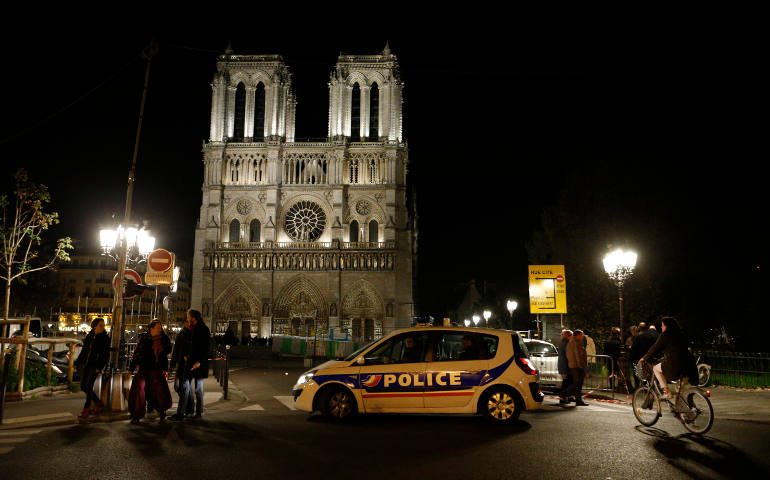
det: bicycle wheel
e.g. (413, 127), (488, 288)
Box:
(697, 365), (711, 387)
(681, 389), (714, 435)
(632, 386), (661, 426)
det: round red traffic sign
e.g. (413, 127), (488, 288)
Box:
(112, 269), (142, 297)
(147, 248), (173, 273)
(556, 274), (564, 283)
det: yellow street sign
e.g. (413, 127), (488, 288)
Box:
(528, 265), (567, 314)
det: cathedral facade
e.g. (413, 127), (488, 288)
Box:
(191, 45), (416, 344)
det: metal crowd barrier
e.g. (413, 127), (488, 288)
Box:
(582, 354), (617, 399)
(693, 350), (770, 388)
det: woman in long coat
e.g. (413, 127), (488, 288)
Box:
(127, 320), (173, 423)
(74, 317), (110, 418)
(640, 317), (697, 398)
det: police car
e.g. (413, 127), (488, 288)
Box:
(292, 326), (544, 423)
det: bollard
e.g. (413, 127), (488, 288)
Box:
(224, 345), (230, 400)
(1, 351), (12, 424)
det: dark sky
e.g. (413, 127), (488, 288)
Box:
(1, 9), (762, 318)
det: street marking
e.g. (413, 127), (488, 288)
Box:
(0, 438), (29, 444)
(1, 413), (73, 424)
(0, 429), (41, 436)
(239, 404), (265, 411)
(0, 447), (13, 454)
(274, 396), (297, 410)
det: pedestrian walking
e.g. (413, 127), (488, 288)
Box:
(562, 329), (588, 406)
(127, 320), (173, 424)
(557, 329), (573, 404)
(604, 327), (621, 391)
(170, 309), (209, 421)
(170, 318), (194, 416)
(74, 317), (110, 418)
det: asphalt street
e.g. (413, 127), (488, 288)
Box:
(1, 360), (769, 480)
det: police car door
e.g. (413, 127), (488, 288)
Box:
(358, 332), (429, 412)
(424, 331), (494, 409)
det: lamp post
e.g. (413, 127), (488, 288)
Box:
(472, 315), (480, 327)
(506, 300), (518, 330)
(483, 310), (491, 328)
(603, 248), (637, 345)
(97, 39), (157, 413)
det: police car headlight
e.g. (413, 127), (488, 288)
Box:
(296, 372), (315, 385)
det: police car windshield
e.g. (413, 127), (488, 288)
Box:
(343, 339), (380, 362)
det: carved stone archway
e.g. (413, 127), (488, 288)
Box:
(273, 275), (329, 336)
(214, 279), (262, 341)
(341, 280), (384, 342)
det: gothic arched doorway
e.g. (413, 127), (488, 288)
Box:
(341, 280), (384, 342)
(214, 280), (262, 344)
(273, 276), (329, 337)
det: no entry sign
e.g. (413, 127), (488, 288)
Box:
(112, 269), (143, 298)
(147, 248), (173, 273)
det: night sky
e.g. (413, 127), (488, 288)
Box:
(1, 10), (762, 331)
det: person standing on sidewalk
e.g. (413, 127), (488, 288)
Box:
(604, 327), (622, 392)
(563, 329), (588, 406)
(74, 317), (110, 418)
(171, 309), (209, 421)
(127, 320), (173, 424)
(170, 317), (194, 416)
(557, 329), (573, 405)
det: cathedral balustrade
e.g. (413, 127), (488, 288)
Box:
(202, 249), (396, 272)
(341, 241), (395, 249)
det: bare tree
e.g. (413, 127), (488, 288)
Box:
(1, 169), (73, 337)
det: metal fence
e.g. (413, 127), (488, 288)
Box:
(694, 350), (770, 388)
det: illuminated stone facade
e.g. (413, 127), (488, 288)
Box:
(191, 45), (415, 342)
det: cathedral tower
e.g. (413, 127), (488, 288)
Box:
(191, 45), (413, 344)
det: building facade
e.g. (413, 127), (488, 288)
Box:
(54, 254), (191, 334)
(191, 45), (416, 344)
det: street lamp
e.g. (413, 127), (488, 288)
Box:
(506, 300), (518, 330)
(472, 315), (480, 327)
(464, 319), (471, 327)
(483, 310), (491, 327)
(603, 248), (637, 344)
(99, 225), (155, 371)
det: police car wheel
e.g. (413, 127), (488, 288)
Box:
(483, 388), (520, 423)
(323, 387), (356, 420)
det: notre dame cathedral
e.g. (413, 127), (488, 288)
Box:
(191, 44), (416, 344)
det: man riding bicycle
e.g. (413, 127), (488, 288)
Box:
(638, 317), (698, 399)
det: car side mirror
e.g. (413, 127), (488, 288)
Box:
(356, 356), (365, 366)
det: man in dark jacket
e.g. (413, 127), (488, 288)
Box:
(631, 322), (658, 387)
(171, 309), (210, 420)
(170, 319), (194, 416)
(74, 318), (110, 418)
(604, 327), (622, 392)
(557, 329), (573, 404)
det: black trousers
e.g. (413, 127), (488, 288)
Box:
(562, 368), (586, 399)
(560, 372), (574, 397)
(80, 367), (100, 408)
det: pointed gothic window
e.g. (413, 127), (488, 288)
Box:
(229, 219), (240, 243)
(351, 83), (361, 141)
(253, 82), (265, 141)
(233, 82), (246, 141)
(369, 220), (379, 243)
(250, 219), (261, 243)
(350, 220), (359, 242)
(369, 82), (379, 140)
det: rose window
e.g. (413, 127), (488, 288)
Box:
(284, 201), (326, 241)
(355, 200), (371, 215)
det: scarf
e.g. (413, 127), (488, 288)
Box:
(151, 334), (163, 363)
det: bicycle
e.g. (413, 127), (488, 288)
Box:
(631, 362), (714, 435)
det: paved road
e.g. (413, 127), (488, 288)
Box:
(1, 362), (768, 480)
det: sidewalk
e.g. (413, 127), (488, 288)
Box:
(0, 373), (240, 430)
